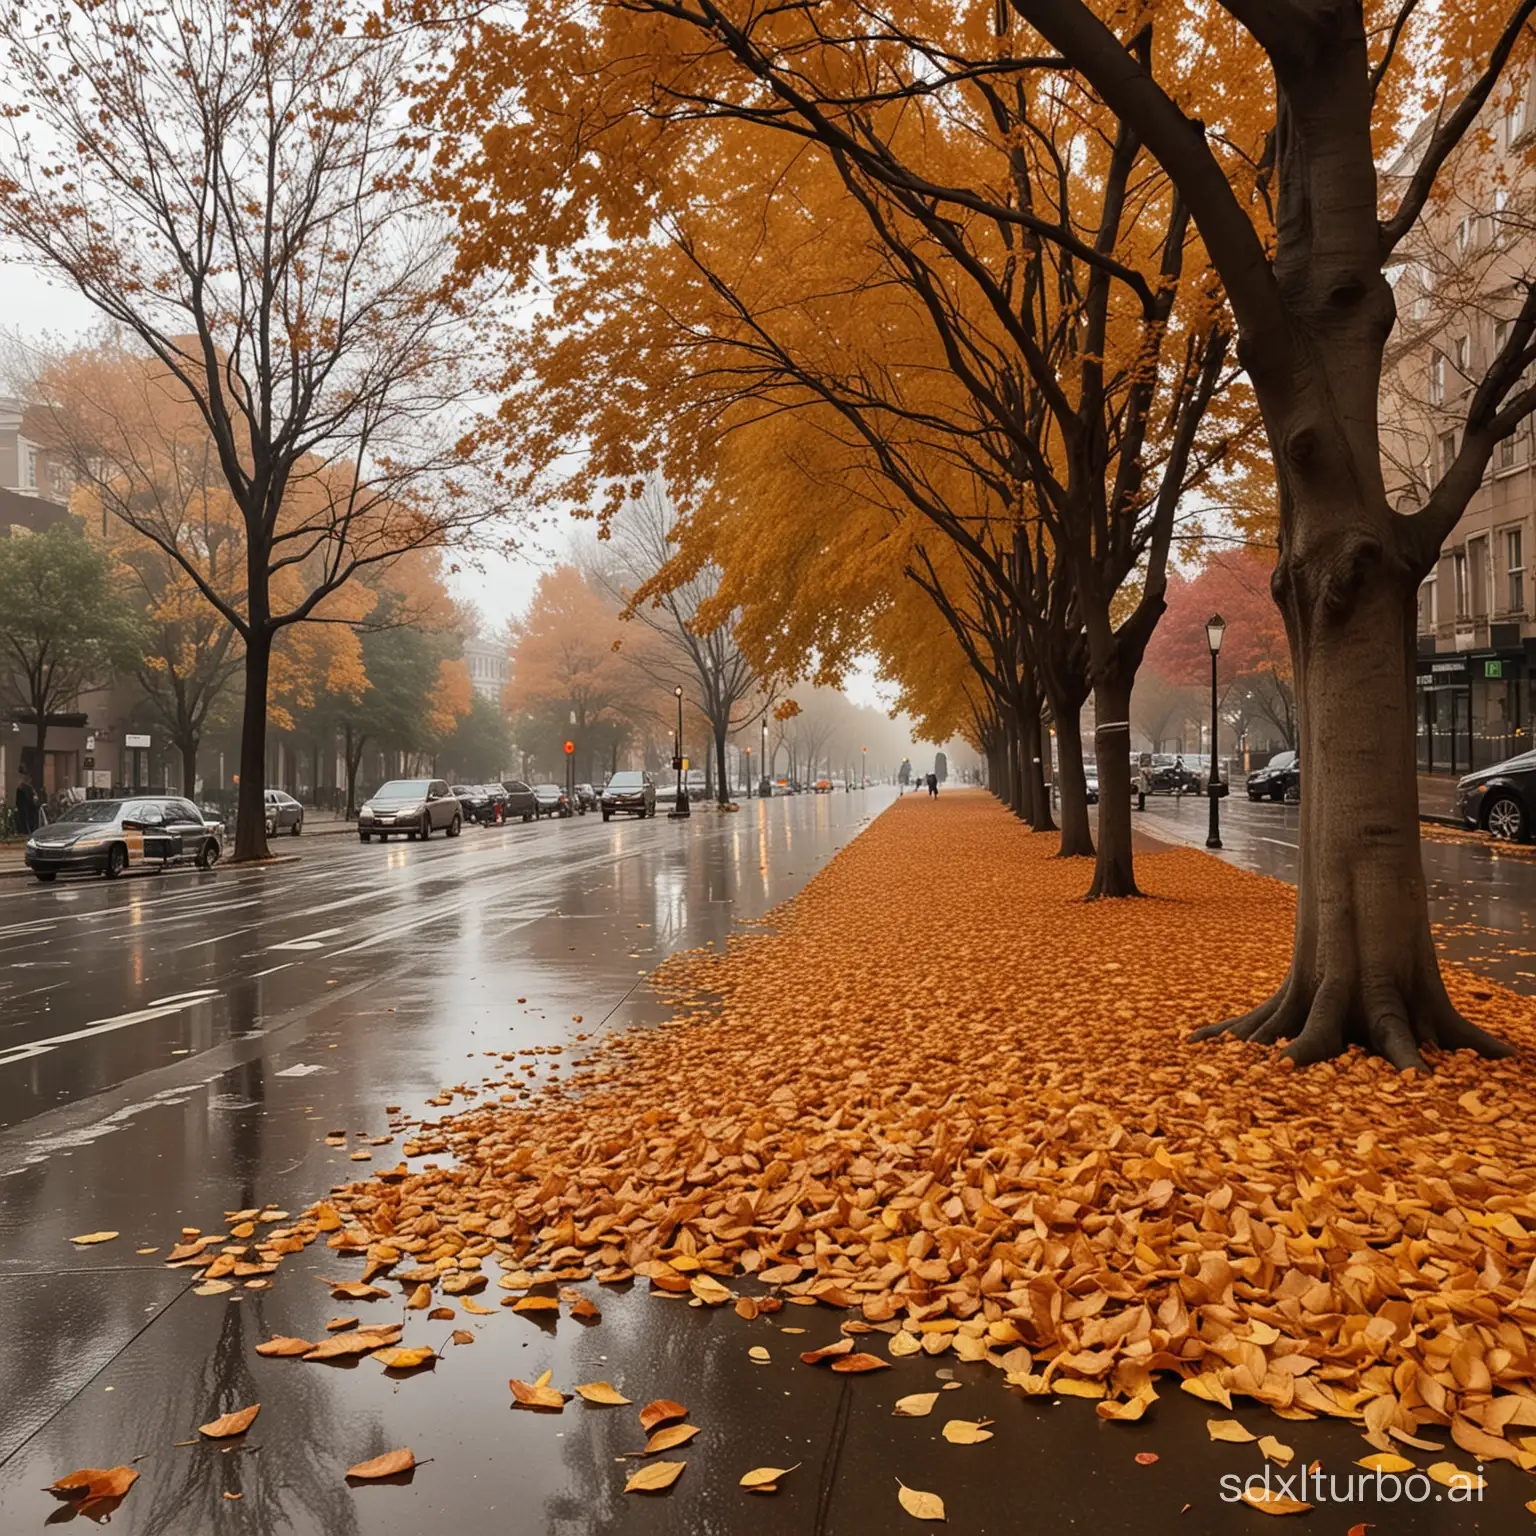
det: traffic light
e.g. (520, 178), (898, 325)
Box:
(563, 740), (575, 755)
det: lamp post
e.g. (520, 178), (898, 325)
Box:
(1205, 613), (1226, 850)
(760, 716), (770, 797)
(744, 745), (752, 799)
(669, 685), (690, 819)
(861, 745), (867, 788)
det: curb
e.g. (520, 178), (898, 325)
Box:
(0, 851), (303, 882)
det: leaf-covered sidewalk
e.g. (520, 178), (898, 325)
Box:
(286, 791), (1536, 1475)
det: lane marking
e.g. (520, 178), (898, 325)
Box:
(0, 990), (218, 1068)
(251, 962), (295, 979)
(265, 925), (345, 952)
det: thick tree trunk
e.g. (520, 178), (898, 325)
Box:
(179, 736), (198, 799)
(1052, 703), (1093, 858)
(1087, 676), (1137, 899)
(233, 631), (272, 861)
(1005, 720), (1027, 819)
(1195, 537), (1512, 1069)
(715, 722), (729, 804)
(1021, 707), (1053, 833)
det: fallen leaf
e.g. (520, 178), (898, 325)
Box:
(460, 1297), (497, 1316)
(372, 1346), (437, 1370)
(405, 1284), (433, 1310)
(893, 1392), (939, 1418)
(639, 1399), (688, 1431)
(1052, 1378), (1105, 1399)
(199, 1404), (260, 1439)
(326, 1317), (358, 1332)
(511, 1295), (560, 1314)
(193, 1280), (233, 1296)
(1258, 1436), (1294, 1466)
(70, 1232), (119, 1246)
(451, 1330), (474, 1346)
(1426, 1462), (1485, 1492)
(346, 1448), (415, 1480)
(1240, 1488), (1312, 1516)
(889, 1332), (921, 1357)
(741, 1464), (800, 1488)
(1095, 1396), (1150, 1422)
(329, 1281), (388, 1301)
(1135, 1452), (1160, 1466)
(624, 1460), (685, 1493)
(643, 1423), (700, 1454)
(1207, 1419), (1257, 1443)
(303, 1328), (403, 1360)
(48, 1467), (139, 1502)
(576, 1382), (631, 1405)
(1355, 1453), (1415, 1474)
(569, 1296), (601, 1322)
(749, 1346), (771, 1364)
(510, 1377), (567, 1410)
(690, 1274), (732, 1305)
(800, 1339), (854, 1365)
(224, 1491), (243, 1500)
(897, 1481), (946, 1521)
(941, 1419), (994, 1445)
(830, 1352), (889, 1373)
(428, 1307), (456, 1322)
(255, 1337), (314, 1357)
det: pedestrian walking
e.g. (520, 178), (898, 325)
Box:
(14, 768), (38, 835)
(926, 772), (938, 797)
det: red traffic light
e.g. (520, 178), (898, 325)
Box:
(563, 740), (575, 754)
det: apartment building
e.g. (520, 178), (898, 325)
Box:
(463, 631), (510, 705)
(1384, 67), (1536, 776)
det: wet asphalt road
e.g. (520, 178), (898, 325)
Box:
(0, 787), (1530, 1534)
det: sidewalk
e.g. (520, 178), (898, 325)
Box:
(1417, 772), (1460, 822)
(4, 792), (1533, 1533)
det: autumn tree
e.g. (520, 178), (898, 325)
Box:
(0, 522), (143, 777)
(0, 0), (507, 859)
(589, 478), (773, 805)
(1000, 0), (1536, 1065)
(441, 694), (511, 784)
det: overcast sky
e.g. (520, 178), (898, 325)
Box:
(3, 253), (896, 712)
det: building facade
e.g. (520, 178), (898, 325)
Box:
(1383, 65), (1536, 775)
(463, 632), (509, 704)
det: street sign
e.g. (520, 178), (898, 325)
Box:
(563, 740), (575, 754)
(1486, 659), (1504, 678)
(125, 733), (151, 748)
(83, 756), (95, 769)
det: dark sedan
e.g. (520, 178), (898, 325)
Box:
(601, 770), (656, 820)
(499, 780), (538, 822)
(1457, 751), (1536, 841)
(574, 782), (599, 812)
(532, 783), (575, 818)
(1247, 750), (1300, 802)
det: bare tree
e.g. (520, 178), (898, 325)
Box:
(0, 0), (507, 858)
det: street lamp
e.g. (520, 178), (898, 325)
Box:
(669, 685), (690, 820)
(861, 745), (866, 788)
(1205, 613), (1226, 849)
(760, 716), (770, 797)
(744, 745), (752, 799)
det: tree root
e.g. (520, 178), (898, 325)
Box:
(1191, 971), (1515, 1071)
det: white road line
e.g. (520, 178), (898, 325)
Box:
(0, 991), (218, 1067)
(265, 925), (345, 952)
(183, 927), (255, 948)
(251, 962), (295, 979)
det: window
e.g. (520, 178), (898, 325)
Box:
(1454, 549), (1469, 618)
(1507, 80), (1527, 148)
(1457, 215), (1474, 252)
(1469, 535), (1491, 618)
(21, 443), (36, 489)
(1440, 430), (1457, 476)
(1429, 351), (1445, 404)
(1501, 432), (1516, 470)
(1509, 528), (1526, 614)
(1419, 572), (1439, 633)
(1453, 335), (1470, 375)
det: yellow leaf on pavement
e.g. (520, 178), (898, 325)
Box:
(690, 1274), (731, 1305)
(199, 1404), (260, 1439)
(638, 1399), (687, 1431)
(1240, 1488), (1312, 1516)
(576, 1382), (631, 1405)
(372, 1346), (436, 1370)
(255, 1336), (314, 1357)
(1207, 1419), (1257, 1443)
(1258, 1436), (1295, 1466)
(345, 1448), (414, 1480)
(893, 1393), (939, 1418)
(941, 1420), (993, 1445)
(741, 1464), (800, 1488)
(1427, 1462), (1484, 1492)
(897, 1481), (946, 1521)
(70, 1232), (119, 1245)
(625, 1460), (685, 1493)
(510, 1377), (567, 1409)
(643, 1423), (699, 1454)
(1356, 1452), (1414, 1474)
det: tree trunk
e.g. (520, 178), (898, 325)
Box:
(233, 630), (272, 861)
(1004, 720), (1027, 819)
(1021, 707), (1053, 833)
(180, 736), (198, 799)
(1195, 531), (1512, 1069)
(1087, 676), (1137, 899)
(714, 721), (729, 804)
(1052, 703), (1093, 858)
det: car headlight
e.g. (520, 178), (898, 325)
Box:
(395, 803), (423, 816)
(359, 807), (375, 819)
(73, 836), (108, 848)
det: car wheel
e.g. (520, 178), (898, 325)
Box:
(196, 839), (220, 869)
(447, 814), (462, 838)
(602, 810), (611, 822)
(103, 843), (127, 879)
(420, 813), (432, 841)
(522, 811), (533, 822)
(34, 870), (56, 882)
(291, 819), (302, 836)
(360, 831), (371, 842)
(1486, 793), (1528, 842)
(1269, 785), (1284, 801)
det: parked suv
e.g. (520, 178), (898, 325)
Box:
(533, 783), (574, 818)
(26, 796), (222, 881)
(499, 780), (538, 822)
(264, 788), (304, 837)
(357, 780), (461, 842)
(451, 784), (500, 825)
(601, 770), (657, 820)
(574, 782), (598, 812)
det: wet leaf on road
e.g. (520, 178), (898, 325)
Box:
(48, 1467), (139, 1502)
(193, 1280), (233, 1296)
(799, 1339), (854, 1365)
(740, 1463), (799, 1490)
(893, 1393), (939, 1418)
(326, 1317), (358, 1331)
(199, 1404), (260, 1439)
(428, 1307), (456, 1321)
(327, 1280), (388, 1301)
(70, 1232), (119, 1245)
(941, 1419), (993, 1444)
(1134, 1452), (1159, 1465)
(638, 1399), (687, 1431)
(346, 1448), (415, 1480)
(372, 1346), (436, 1370)
(575, 1382), (630, 1405)
(624, 1461), (685, 1493)
(303, 1327), (402, 1360)
(642, 1424), (699, 1454)
(405, 1284), (433, 1309)
(897, 1481), (946, 1521)
(510, 1377), (568, 1409)
(255, 1337), (314, 1357)
(1206, 1419), (1256, 1443)
(450, 1330), (474, 1346)
(690, 1274), (731, 1305)
(830, 1352), (889, 1373)
(1258, 1436), (1294, 1466)
(1239, 1488), (1312, 1516)
(748, 1346), (770, 1364)
(460, 1297), (497, 1316)
(510, 1295), (560, 1314)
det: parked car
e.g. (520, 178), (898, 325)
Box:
(601, 770), (657, 820)
(499, 780), (539, 822)
(1247, 751), (1301, 802)
(574, 782), (599, 812)
(26, 796), (222, 881)
(451, 784), (500, 825)
(357, 779), (461, 841)
(1457, 751), (1536, 840)
(813, 778), (833, 794)
(532, 783), (575, 818)
(264, 788), (304, 837)
(1145, 754), (1202, 794)
(1083, 766), (1099, 806)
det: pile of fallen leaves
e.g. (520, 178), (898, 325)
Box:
(185, 795), (1536, 1478)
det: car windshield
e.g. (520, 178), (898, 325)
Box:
(534, 783), (561, 793)
(62, 799), (126, 825)
(608, 772), (644, 788)
(1268, 752), (1297, 770)
(451, 786), (475, 795)
(372, 780), (431, 798)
